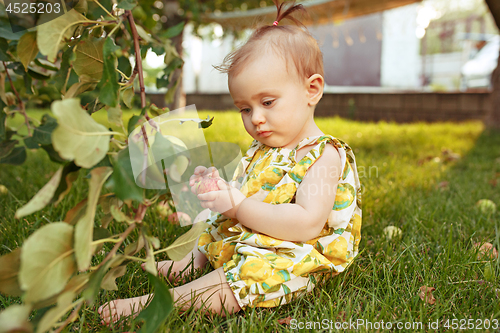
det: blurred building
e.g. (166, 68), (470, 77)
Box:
(182, 3), (421, 94)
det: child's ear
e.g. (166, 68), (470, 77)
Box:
(306, 74), (324, 106)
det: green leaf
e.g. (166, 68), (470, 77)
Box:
(122, 87), (134, 109)
(34, 59), (59, 71)
(65, 80), (98, 99)
(93, 227), (111, 241)
(36, 291), (77, 333)
(150, 132), (188, 165)
(17, 32), (38, 71)
(14, 167), (63, 219)
(56, 47), (76, 92)
(73, 38), (105, 81)
(160, 21), (185, 39)
(0, 146), (26, 165)
(165, 57), (184, 74)
(124, 237), (145, 256)
(198, 115), (214, 129)
(74, 0), (88, 13)
(41, 144), (69, 164)
(32, 274), (89, 310)
(136, 274), (173, 333)
(37, 10), (87, 62)
(83, 255), (124, 304)
(97, 38), (120, 107)
(64, 198), (88, 225)
(165, 222), (209, 261)
(151, 45), (165, 56)
(0, 107), (6, 141)
(0, 140), (17, 159)
(156, 74), (170, 89)
(51, 98), (111, 168)
(110, 204), (134, 223)
(169, 155), (189, 183)
(51, 162), (81, 205)
(19, 222), (76, 304)
(164, 78), (180, 105)
(101, 265), (127, 290)
(0, 304), (33, 333)
(27, 68), (51, 80)
(117, 0), (137, 10)
(0, 38), (11, 61)
(0, 26), (24, 40)
(163, 39), (180, 66)
(136, 25), (154, 44)
(118, 55), (132, 77)
(75, 167), (113, 271)
(107, 105), (123, 126)
(127, 115), (143, 134)
(30, 114), (58, 147)
(106, 147), (143, 202)
(143, 245), (156, 276)
(0, 249), (23, 297)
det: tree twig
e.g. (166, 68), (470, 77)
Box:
(53, 301), (83, 333)
(125, 10), (147, 112)
(2, 61), (31, 136)
(96, 222), (136, 270)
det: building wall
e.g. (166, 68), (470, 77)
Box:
(380, 3), (421, 89)
(419, 52), (464, 90)
(182, 3), (422, 94)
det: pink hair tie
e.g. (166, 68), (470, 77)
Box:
(273, 21), (279, 26)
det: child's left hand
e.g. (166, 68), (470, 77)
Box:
(197, 179), (247, 219)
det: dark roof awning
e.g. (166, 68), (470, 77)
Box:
(202, 0), (422, 29)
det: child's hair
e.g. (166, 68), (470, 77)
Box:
(215, 0), (324, 83)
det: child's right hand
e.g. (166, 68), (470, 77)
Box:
(189, 166), (220, 194)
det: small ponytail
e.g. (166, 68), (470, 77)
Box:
(272, 0), (308, 28)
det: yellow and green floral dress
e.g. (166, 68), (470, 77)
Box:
(197, 134), (362, 309)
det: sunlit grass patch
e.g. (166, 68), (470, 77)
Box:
(1, 109), (499, 331)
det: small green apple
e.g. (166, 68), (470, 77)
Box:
(155, 201), (172, 218)
(383, 226), (402, 240)
(476, 199), (497, 214)
(0, 185), (7, 195)
(484, 262), (495, 282)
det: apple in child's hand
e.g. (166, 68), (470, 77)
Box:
(167, 212), (192, 225)
(195, 176), (225, 194)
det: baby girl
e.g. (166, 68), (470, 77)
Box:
(99, 0), (362, 324)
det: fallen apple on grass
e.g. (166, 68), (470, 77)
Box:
(476, 199), (497, 214)
(155, 200), (172, 218)
(383, 226), (402, 240)
(167, 212), (192, 225)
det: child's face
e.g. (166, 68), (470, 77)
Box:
(228, 52), (314, 149)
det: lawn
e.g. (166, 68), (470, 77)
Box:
(1, 109), (500, 332)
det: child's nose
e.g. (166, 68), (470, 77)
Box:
(251, 108), (266, 125)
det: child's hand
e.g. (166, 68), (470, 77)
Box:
(189, 166), (219, 194)
(197, 180), (247, 219)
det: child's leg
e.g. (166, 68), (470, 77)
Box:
(98, 267), (240, 325)
(142, 237), (208, 281)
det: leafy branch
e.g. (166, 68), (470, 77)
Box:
(0, 0), (214, 331)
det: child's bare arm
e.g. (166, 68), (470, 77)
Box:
(236, 144), (342, 242)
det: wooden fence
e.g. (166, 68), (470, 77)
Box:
(148, 92), (492, 123)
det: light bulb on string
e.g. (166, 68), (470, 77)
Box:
(343, 27), (354, 46)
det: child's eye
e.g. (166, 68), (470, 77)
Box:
(240, 108), (250, 113)
(263, 100), (273, 106)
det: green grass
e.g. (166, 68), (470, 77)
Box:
(1, 109), (500, 332)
